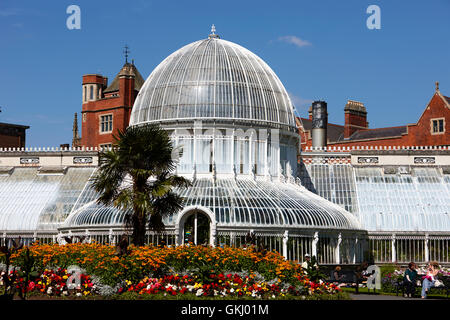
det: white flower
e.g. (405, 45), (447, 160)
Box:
(47, 287), (53, 295)
(271, 294), (275, 299)
(76, 292), (82, 297)
(62, 291), (69, 296)
(196, 289), (204, 296)
(230, 288), (234, 293)
(214, 290), (218, 296)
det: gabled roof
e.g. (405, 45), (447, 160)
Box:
(0, 122), (30, 129)
(104, 62), (145, 93)
(343, 126), (407, 141)
(297, 117), (408, 143)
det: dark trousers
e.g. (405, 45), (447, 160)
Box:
(404, 281), (415, 295)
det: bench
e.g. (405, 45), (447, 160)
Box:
(395, 277), (450, 298)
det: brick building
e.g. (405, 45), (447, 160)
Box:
(298, 82), (449, 149)
(74, 60), (145, 148)
(0, 122), (29, 148)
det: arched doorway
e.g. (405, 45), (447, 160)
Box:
(183, 211), (210, 245)
(176, 206), (216, 246)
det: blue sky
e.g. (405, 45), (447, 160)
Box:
(0, 0), (449, 147)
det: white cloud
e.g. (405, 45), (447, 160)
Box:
(288, 91), (312, 115)
(0, 8), (19, 17)
(278, 35), (311, 48)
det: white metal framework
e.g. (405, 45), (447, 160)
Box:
(62, 178), (361, 231)
(299, 161), (450, 264)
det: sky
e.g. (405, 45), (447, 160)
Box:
(0, 0), (449, 147)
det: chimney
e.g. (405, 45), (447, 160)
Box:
(344, 100), (368, 138)
(311, 101), (328, 148)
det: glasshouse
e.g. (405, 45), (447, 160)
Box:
(0, 29), (449, 266)
(60, 29), (365, 264)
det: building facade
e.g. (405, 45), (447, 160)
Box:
(77, 61), (145, 148)
(298, 82), (450, 150)
(0, 122), (29, 148)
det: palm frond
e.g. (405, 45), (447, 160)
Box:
(90, 123), (189, 245)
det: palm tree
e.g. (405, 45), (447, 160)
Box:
(91, 124), (191, 246)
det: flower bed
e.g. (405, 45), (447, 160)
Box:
(120, 272), (339, 298)
(1, 243), (342, 299)
(1, 268), (98, 297)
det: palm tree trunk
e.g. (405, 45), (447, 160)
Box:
(132, 208), (147, 246)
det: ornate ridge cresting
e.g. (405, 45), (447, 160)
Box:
(303, 145), (450, 152)
(1, 145), (448, 153)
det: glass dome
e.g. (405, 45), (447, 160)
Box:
(130, 35), (296, 130)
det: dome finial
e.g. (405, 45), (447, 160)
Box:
(209, 24), (220, 39)
(436, 81), (440, 92)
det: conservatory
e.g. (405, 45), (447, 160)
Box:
(58, 28), (366, 264)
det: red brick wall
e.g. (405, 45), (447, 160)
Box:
(0, 133), (25, 148)
(80, 76), (136, 148)
(82, 74), (105, 85)
(344, 112), (368, 138)
(405, 93), (450, 146)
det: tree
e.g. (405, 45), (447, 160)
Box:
(91, 124), (191, 246)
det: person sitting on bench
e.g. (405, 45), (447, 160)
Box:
(421, 261), (440, 299)
(333, 266), (346, 287)
(403, 262), (417, 298)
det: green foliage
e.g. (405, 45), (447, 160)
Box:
(379, 264), (398, 279)
(16, 248), (39, 300)
(91, 124), (191, 245)
(379, 265), (404, 293)
(304, 256), (326, 282)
